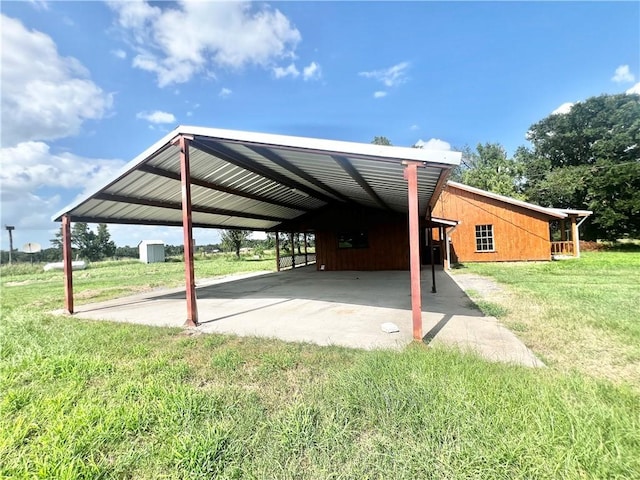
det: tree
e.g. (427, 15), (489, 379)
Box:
(520, 93), (640, 240)
(221, 229), (250, 258)
(371, 136), (392, 146)
(454, 143), (522, 198)
(50, 222), (117, 261)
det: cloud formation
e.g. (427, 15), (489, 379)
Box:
(373, 91), (387, 99)
(626, 82), (640, 95)
(0, 15), (113, 147)
(273, 63), (299, 79)
(359, 62), (410, 87)
(413, 138), (452, 150)
(552, 102), (574, 115)
(136, 110), (176, 124)
(219, 87), (232, 98)
(303, 61), (321, 81)
(108, 1), (302, 87)
(612, 64), (635, 83)
(0, 141), (125, 233)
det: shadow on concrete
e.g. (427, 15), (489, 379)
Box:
(148, 266), (483, 319)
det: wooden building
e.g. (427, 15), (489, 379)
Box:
(431, 182), (592, 266)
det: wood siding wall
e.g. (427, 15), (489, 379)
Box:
(432, 186), (552, 262)
(310, 207), (409, 270)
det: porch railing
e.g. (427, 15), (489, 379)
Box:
(278, 253), (316, 270)
(551, 241), (575, 256)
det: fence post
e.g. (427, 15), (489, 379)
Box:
(275, 231), (281, 272)
(291, 232), (295, 269)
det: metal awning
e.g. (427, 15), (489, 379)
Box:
(53, 126), (462, 229)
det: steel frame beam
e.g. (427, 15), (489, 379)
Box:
(176, 135), (198, 327)
(138, 164), (308, 212)
(193, 139), (337, 204)
(332, 155), (391, 211)
(404, 161), (423, 340)
(94, 192), (288, 223)
(247, 145), (351, 203)
(62, 214), (74, 314)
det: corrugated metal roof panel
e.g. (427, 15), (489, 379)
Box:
(52, 126), (461, 231)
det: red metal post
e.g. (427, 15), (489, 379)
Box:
(275, 231), (281, 272)
(178, 135), (198, 327)
(404, 163), (422, 340)
(62, 215), (74, 314)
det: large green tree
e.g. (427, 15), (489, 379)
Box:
(453, 143), (522, 198)
(221, 229), (251, 258)
(520, 93), (640, 240)
(50, 222), (116, 261)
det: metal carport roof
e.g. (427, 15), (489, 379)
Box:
(53, 126), (462, 229)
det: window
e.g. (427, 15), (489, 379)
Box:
(475, 224), (494, 252)
(337, 231), (369, 249)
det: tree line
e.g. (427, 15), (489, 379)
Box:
(380, 93), (639, 241)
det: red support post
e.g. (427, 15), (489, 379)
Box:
(177, 135), (198, 327)
(404, 162), (423, 340)
(62, 215), (74, 314)
(275, 231), (281, 272)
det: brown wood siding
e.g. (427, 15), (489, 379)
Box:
(308, 206), (409, 270)
(432, 185), (552, 262)
(316, 222), (409, 270)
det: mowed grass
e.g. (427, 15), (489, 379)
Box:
(1, 254), (639, 478)
(453, 252), (640, 387)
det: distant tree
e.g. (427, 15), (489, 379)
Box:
(455, 143), (522, 198)
(50, 222), (116, 261)
(519, 93), (640, 239)
(96, 223), (116, 259)
(221, 229), (250, 258)
(372, 136), (392, 146)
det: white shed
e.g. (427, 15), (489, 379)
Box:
(138, 240), (165, 264)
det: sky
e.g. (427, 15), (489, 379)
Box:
(1, 1), (639, 252)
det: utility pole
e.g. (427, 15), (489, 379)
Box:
(5, 225), (15, 265)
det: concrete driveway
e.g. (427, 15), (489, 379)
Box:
(69, 266), (542, 367)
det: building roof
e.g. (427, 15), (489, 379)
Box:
(446, 181), (576, 219)
(53, 126), (462, 231)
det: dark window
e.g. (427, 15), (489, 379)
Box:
(337, 231), (369, 249)
(475, 225), (494, 252)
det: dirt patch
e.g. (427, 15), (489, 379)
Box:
(5, 280), (34, 287)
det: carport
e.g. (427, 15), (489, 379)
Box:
(52, 126), (461, 339)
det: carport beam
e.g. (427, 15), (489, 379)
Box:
(176, 135), (198, 327)
(404, 162), (423, 340)
(275, 231), (281, 272)
(62, 214), (74, 314)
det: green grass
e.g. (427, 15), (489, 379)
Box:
(1, 253), (639, 478)
(452, 252), (640, 386)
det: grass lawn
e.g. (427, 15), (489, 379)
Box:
(452, 252), (640, 388)
(1, 253), (639, 478)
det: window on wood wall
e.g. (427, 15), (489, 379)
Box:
(475, 224), (494, 252)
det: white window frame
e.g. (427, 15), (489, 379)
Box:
(475, 224), (495, 252)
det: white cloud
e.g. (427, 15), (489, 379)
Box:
(219, 87), (232, 98)
(136, 110), (176, 124)
(359, 61), (410, 87)
(552, 102), (574, 115)
(0, 15), (113, 147)
(303, 61), (321, 81)
(0, 141), (126, 245)
(612, 64), (635, 83)
(626, 82), (640, 95)
(108, 1), (301, 87)
(111, 48), (127, 59)
(410, 124), (419, 131)
(373, 91), (387, 99)
(413, 138), (452, 150)
(273, 63), (299, 79)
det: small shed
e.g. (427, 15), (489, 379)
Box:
(138, 240), (165, 264)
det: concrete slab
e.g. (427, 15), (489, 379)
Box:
(67, 266), (542, 367)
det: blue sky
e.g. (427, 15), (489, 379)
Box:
(1, 1), (639, 251)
